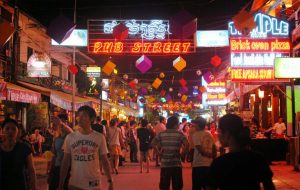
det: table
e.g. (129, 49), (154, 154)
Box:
(250, 138), (288, 163)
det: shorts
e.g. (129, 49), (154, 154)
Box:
(109, 144), (122, 155)
(140, 151), (149, 162)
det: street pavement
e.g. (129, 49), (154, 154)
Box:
(34, 157), (300, 190)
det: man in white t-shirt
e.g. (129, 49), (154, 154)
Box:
(273, 117), (286, 136)
(58, 106), (113, 190)
(192, 117), (216, 190)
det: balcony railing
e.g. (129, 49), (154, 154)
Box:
(16, 62), (73, 93)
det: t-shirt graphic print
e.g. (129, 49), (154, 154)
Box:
(63, 131), (108, 190)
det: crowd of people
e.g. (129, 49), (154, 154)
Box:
(0, 105), (279, 190)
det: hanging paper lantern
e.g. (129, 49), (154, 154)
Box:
(169, 10), (197, 39)
(123, 74), (128, 80)
(179, 78), (187, 86)
(152, 78), (162, 89)
(136, 55), (152, 74)
(68, 64), (78, 75)
(199, 86), (207, 93)
(160, 90), (166, 96)
(211, 55), (222, 67)
(166, 94), (172, 102)
(232, 9), (256, 36)
(128, 80), (136, 89)
(133, 78), (138, 84)
(196, 69), (202, 76)
(203, 71), (215, 84)
(173, 56), (186, 72)
(180, 86), (189, 94)
(139, 87), (148, 96)
(181, 95), (188, 102)
(47, 14), (76, 44)
(159, 72), (165, 79)
(112, 22), (129, 40)
(169, 87), (173, 92)
(102, 61), (116, 75)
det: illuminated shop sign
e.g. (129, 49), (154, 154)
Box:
(231, 53), (283, 67)
(27, 52), (51, 77)
(230, 68), (274, 81)
(274, 58), (300, 78)
(202, 78), (227, 106)
(89, 40), (194, 54)
(86, 67), (101, 77)
(228, 13), (290, 82)
(228, 13), (289, 38)
(230, 38), (290, 52)
(196, 30), (229, 47)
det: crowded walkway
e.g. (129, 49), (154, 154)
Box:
(34, 158), (300, 190)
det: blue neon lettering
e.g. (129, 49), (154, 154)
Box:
(228, 13), (289, 37)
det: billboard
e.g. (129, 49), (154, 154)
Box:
(274, 58), (300, 78)
(196, 30), (229, 47)
(228, 12), (290, 82)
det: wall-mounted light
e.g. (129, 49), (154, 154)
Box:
(258, 89), (264, 99)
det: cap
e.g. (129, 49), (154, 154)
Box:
(191, 117), (206, 129)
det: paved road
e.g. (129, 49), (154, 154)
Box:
(35, 158), (300, 190)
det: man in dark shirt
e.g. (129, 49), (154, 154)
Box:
(207, 114), (275, 190)
(137, 119), (151, 173)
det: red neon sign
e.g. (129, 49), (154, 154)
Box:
(230, 38), (291, 53)
(89, 40), (194, 54)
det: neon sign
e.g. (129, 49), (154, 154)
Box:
(89, 40), (194, 54)
(101, 19), (170, 40)
(231, 52), (283, 68)
(228, 13), (289, 38)
(231, 68), (274, 81)
(202, 78), (227, 106)
(230, 38), (290, 52)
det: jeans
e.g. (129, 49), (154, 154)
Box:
(159, 167), (183, 190)
(192, 166), (209, 190)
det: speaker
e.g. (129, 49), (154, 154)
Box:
(0, 18), (15, 47)
(47, 14), (76, 44)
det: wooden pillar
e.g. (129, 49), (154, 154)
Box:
(262, 97), (268, 129)
(272, 96), (280, 125)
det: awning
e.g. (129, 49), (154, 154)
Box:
(18, 81), (91, 111)
(0, 81), (41, 104)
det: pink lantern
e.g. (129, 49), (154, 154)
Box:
(136, 55), (152, 74)
(169, 10), (197, 39)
